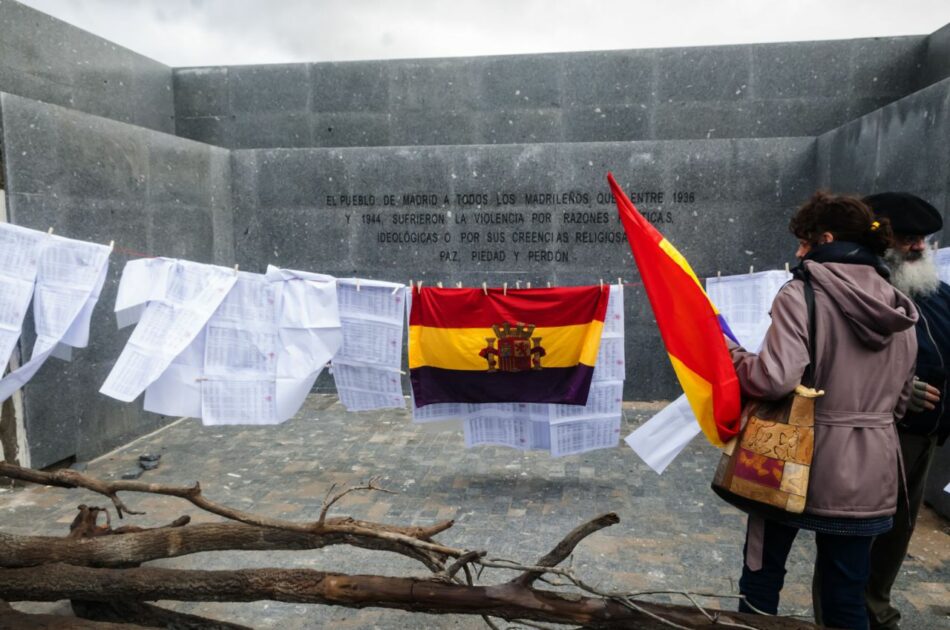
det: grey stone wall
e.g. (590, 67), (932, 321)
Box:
(921, 23), (950, 89)
(232, 138), (816, 400)
(0, 92), (233, 467)
(816, 77), (950, 516)
(174, 36), (925, 149)
(0, 0), (174, 134)
(816, 77), (950, 248)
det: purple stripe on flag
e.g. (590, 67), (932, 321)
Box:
(410, 365), (596, 408)
(718, 314), (739, 345)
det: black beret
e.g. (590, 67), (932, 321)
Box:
(863, 192), (943, 236)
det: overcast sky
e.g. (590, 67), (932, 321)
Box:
(17, 0), (950, 67)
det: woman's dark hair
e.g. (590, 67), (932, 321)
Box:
(789, 191), (894, 256)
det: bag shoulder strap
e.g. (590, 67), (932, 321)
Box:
(801, 276), (817, 387)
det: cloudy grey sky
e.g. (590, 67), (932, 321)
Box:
(18, 0), (950, 67)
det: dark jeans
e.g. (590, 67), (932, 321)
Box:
(739, 517), (873, 630)
(865, 433), (937, 630)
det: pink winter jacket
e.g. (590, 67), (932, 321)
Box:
(729, 261), (918, 518)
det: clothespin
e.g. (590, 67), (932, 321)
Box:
(599, 278), (604, 291)
(418, 281), (424, 290)
(749, 265), (754, 274)
(717, 270), (721, 278)
(784, 262), (790, 273)
(527, 282), (532, 289)
(399, 370), (407, 376)
(356, 278), (361, 292)
(409, 279), (414, 292)
(47, 227), (54, 235)
(617, 277), (622, 287)
(108, 240), (115, 250)
(546, 282), (551, 288)
(503, 282), (508, 296)
(437, 281), (443, 288)
(482, 282), (488, 295)
(456, 281), (462, 288)
(516, 281), (521, 290)
(391, 284), (401, 295)
(233, 264), (239, 275)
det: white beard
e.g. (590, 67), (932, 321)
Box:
(885, 247), (942, 298)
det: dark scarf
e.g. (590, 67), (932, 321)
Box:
(793, 241), (891, 280)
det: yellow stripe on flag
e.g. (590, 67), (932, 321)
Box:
(668, 353), (726, 448)
(409, 321), (604, 370)
(658, 238), (726, 316)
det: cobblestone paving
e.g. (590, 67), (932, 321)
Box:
(2, 397), (948, 629)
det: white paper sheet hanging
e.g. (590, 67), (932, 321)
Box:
(624, 394), (702, 474)
(936, 247), (950, 285)
(331, 279), (406, 412)
(0, 225), (111, 402)
(0, 224), (45, 370)
(706, 269), (792, 352)
(104, 260), (343, 425)
(551, 415), (622, 457)
(101, 258), (238, 402)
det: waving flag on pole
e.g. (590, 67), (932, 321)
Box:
(607, 172), (740, 446)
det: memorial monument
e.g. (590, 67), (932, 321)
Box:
(0, 1), (947, 514)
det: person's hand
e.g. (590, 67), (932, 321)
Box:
(908, 377), (941, 413)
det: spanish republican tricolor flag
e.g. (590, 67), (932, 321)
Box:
(607, 173), (740, 447)
(409, 286), (609, 407)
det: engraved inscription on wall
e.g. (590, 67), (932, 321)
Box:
(325, 188), (695, 264)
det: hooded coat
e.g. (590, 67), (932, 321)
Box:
(729, 260), (918, 518)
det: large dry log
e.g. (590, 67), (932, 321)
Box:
(0, 564), (817, 630)
(0, 520), (452, 569)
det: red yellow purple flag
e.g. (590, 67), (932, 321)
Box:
(409, 286), (609, 407)
(607, 172), (740, 446)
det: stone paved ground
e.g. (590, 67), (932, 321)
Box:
(2, 397), (948, 629)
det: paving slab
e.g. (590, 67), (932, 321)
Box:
(1, 396), (947, 628)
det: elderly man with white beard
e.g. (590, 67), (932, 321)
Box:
(863, 192), (949, 630)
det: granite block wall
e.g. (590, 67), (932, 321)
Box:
(0, 92), (233, 467)
(920, 22), (950, 89)
(0, 0), (174, 134)
(174, 35), (927, 149)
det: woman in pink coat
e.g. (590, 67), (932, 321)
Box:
(728, 192), (918, 630)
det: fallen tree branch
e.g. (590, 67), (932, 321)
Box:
(318, 476), (393, 526)
(0, 521), (452, 572)
(512, 512), (619, 587)
(0, 462), (464, 559)
(68, 504), (191, 539)
(0, 564), (817, 629)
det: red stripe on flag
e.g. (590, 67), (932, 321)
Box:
(409, 286), (609, 328)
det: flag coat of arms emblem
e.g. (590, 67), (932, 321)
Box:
(409, 286), (609, 407)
